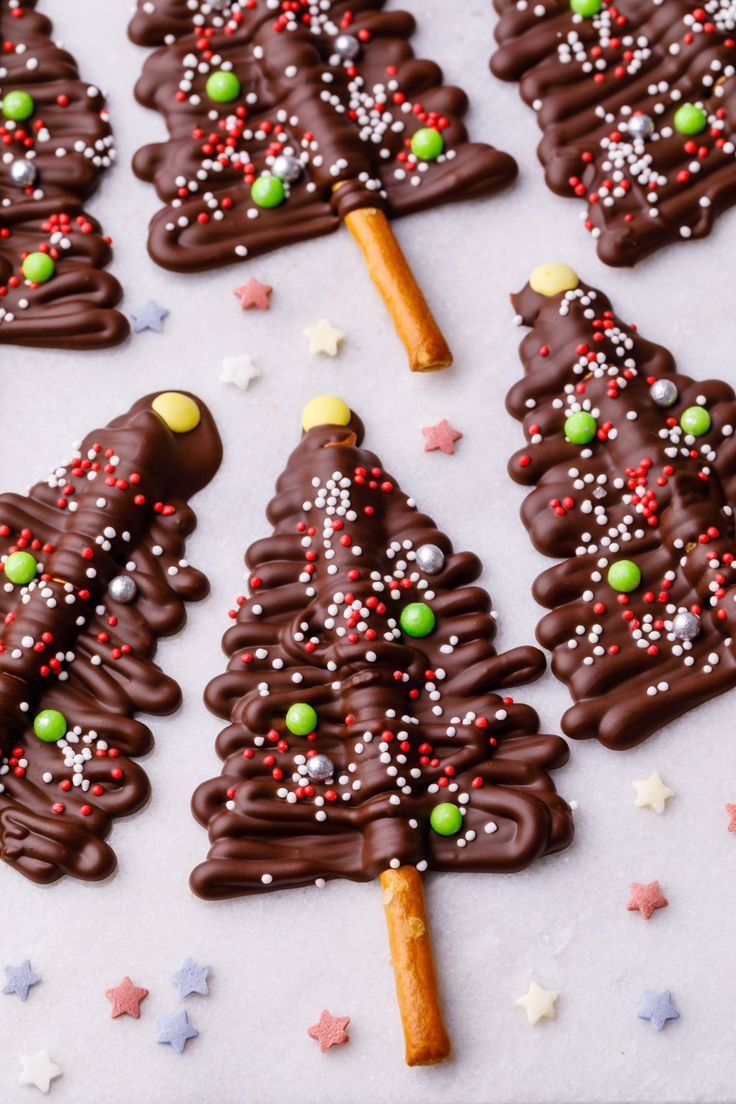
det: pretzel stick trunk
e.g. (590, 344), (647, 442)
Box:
(380, 865), (452, 1066)
(338, 199), (453, 373)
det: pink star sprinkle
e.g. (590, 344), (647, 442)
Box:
(307, 1009), (350, 1052)
(422, 419), (463, 455)
(105, 976), (149, 1019)
(627, 880), (668, 920)
(725, 804), (736, 831)
(233, 278), (273, 311)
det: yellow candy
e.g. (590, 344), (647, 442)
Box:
(529, 262), (579, 297)
(301, 395), (351, 432)
(151, 392), (201, 434)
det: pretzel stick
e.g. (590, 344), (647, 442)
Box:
(380, 865), (451, 1066)
(337, 195), (453, 373)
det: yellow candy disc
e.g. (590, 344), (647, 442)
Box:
(151, 392), (201, 434)
(301, 395), (351, 432)
(529, 262), (579, 298)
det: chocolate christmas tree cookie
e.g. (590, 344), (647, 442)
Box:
(128, 0), (517, 372)
(508, 262), (736, 749)
(0, 392), (222, 885)
(191, 395), (573, 1065)
(491, 0), (736, 266)
(0, 0), (127, 348)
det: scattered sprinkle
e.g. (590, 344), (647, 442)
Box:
(221, 353), (260, 391)
(233, 277), (273, 311)
(307, 1009), (351, 1051)
(627, 880), (668, 920)
(105, 976), (149, 1019)
(422, 419), (463, 455)
(17, 1051), (62, 1094)
(157, 1011), (199, 1053)
(638, 989), (679, 1031)
(303, 319), (344, 357)
(633, 772), (674, 814)
(515, 981), (559, 1025)
(725, 803), (736, 831)
(3, 960), (41, 1001)
(130, 299), (169, 334)
(171, 957), (210, 999)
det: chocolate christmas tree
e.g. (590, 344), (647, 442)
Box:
(508, 262), (736, 749)
(0, 0), (127, 348)
(129, 0), (517, 371)
(0, 392), (222, 885)
(191, 395), (573, 1065)
(491, 0), (736, 266)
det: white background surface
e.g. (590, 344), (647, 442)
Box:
(2, 1), (736, 1101)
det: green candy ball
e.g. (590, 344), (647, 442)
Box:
(411, 127), (444, 161)
(607, 559), (642, 593)
(430, 802), (463, 837)
(680, 405), (711, 436)
(285, 702), (317, 736)
(673, 103), (707, 135)
(400, 602), (436, 638)
(4, 550), (38, 585)
(251, 174), (286, 208)
(205, 69), (241, 103)
(570, 0), (602, 15)
(564, 410), (598, 445)
(2, 90), (35, 121)
(22, 251), (55, 283)
(33, 709), (67, 744)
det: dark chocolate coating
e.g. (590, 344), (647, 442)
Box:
(0, 393), (222, 884)
(0, 0), (127, 348)
(508, 273), (736, 748)
(190, 409), (572, 900)
(491, 0), (736, 267)
(129, 0), (516, 272)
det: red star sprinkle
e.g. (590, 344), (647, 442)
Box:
(422, 419), (463, 455)
(725, 804), (736, 831)
(307, 1009), (350, 1052)
(627, 880), (668, 920)
(105, 976), (149, 1019)
(233, 278), (273, 311)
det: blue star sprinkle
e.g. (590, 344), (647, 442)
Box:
(3, 960), (41, 1002)
(131, 299), (169, 334)
(171, 957), (210, 999)
(157, 1011), (199, 1054)
(638, 990), (680, 1031)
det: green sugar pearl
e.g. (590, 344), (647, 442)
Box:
(2, 90), (35, 121)
(205, 70), (241, 103)
(673, 103), (707, 135)
(22, 251), (55, 283)
(285, 703), (317, 736)
(251, 174), (286, 208)
(570, 0), (602, 15)
(400, 602), (436, 638)
(564, 411), (598, 445)
(4, 550), (38, 585)
(680, 405), (711, 436)
(33, 709), (67, 744)
(410, 127), (444, 161)
(607, 559), (642, 593)
(430, 802), (463, 837)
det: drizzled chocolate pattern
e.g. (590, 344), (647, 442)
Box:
(191, 406), (572, 899)
(491, 0), (736, 266)
(0, 393), (222, 885)
(508, 269), (736, 749)
(128, 0), (516, 272)
(0, 0), (127, 347)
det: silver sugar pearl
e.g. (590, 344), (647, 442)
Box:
(415, 543), (445, 575)
(626, 113), (654, 140)
(272, 154), (302, 183)
(306, 754), (334, 783)
(650, 379), (679, 408)
(10, 158), (37, 188)
(672, 610), (701, 641)
(108, 575), (138, 604)
(334, 33), (361, 60)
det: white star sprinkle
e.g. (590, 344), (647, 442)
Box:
(18, 1051), (62, 1093)
(515, 982), (559, 1025)
(633, 772), (674, 814)
(220, 353), (260, 390)
(303, 318), (344, 357)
